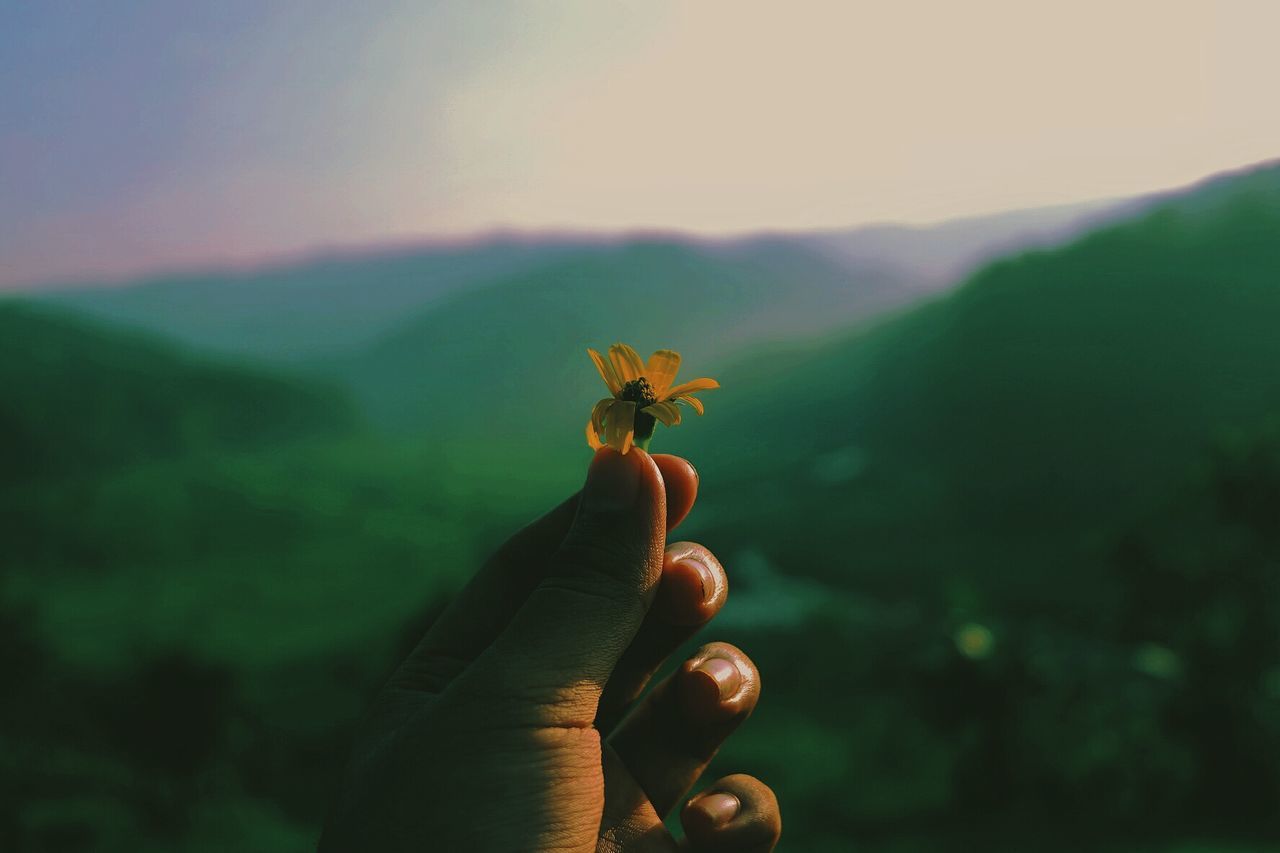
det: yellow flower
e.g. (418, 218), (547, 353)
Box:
(585, 343), (719, 454)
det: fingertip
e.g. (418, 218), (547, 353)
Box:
(678, 642), (760, 724)
(682, 774), (781, 852)
(652, 453), (698, 529)
(583, 447), (645, 512)
(685, 657), (742, 707)
(653, 543), (726, 627)
(683, 791), (739, 833)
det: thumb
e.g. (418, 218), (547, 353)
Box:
(460, 447), (667, 726)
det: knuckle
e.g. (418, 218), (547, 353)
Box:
(385, 651), (469, 694)
(447, 665), (601, 727)
(535, 572), (647, 619)
(556, 533), (658, 591)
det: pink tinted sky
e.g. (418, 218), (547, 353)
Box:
(2, 0), (1278, 289)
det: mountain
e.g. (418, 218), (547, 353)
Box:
(33, 238), (590, 361)
(0, 302), (358, 481)
(27, 199), (1135, 373)
(683, 159), (1280, 594)
(320, 238), (913, 432)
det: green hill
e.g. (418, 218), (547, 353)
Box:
(28, 202), (1132, 370)
(0, 302), (359, 481)
(682, 161), (1280, 593)
(631, 161), (1280, 846)
(323, 238), (911, 432)
(35, 239), (587, 361)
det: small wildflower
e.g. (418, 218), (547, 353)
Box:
(585, 343), (719, 454)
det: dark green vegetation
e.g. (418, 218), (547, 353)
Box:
(674, 162), (1280, 848)
(0, 304), (357, 481)
(3, 162), (1279, 851)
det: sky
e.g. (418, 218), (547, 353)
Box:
(2, 0), (1278, 288)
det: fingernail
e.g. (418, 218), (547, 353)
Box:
(677, 558), (717, 602)
(692, 657), (741, 701)
(583, 448), (641, 511)
(693, 792), (739, 827)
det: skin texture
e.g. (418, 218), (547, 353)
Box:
(320, 449), (781, 852)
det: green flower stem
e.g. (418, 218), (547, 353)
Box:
(633, 410), (657, 452)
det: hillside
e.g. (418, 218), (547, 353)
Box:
(0, 303), (359, 481)
(28, 199), (1135, 373)
(321, 238), (913, 432)
(682, 160), (1280, 592)
(615, 161), (1280, 845)
(35, 238), (589, 361)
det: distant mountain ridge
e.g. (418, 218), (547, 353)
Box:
(797, 196), (1133, 282)
(24, 196), (1142, 367)
(319, 238), (910, 431)
(33, 239), (591, 361)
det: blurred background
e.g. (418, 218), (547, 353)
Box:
(3, 2), (1280, 850)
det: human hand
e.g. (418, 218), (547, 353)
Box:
(320, 448), (780, 852)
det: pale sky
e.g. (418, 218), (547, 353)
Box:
(2, 0), (1277, 288)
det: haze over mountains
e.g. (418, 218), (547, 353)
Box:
(34, 195), (1128, 361)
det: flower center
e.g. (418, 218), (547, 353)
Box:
(620, 377), (658, 408)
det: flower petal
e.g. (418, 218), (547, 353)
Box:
(664, 377), (719, 399)
(642, 400), (681, 427)
(585, 419), (604, 450)
(609, 343), (646, 384)
(675, 394), (705, 416)
(591, 398), (615, 438)
(645, 349), (681, 396)
(588, 348), (622, 395)
(605, 400), (636, 454)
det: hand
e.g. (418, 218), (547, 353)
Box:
(320, 448), (780, 852)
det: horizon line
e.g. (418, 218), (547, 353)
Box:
(0, 196), (1125, 295)
(5, 155), (1275, 294)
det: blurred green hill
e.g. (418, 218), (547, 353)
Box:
(311, 199), (1130, 433)
(321, 239), (912, 431)
(685, 160), (1280, 590)
(36, 239), (586, 361)
(0, 303), (359, 482)
(33, 200), (1124, 365)
(28, 199), (1139, 442)
(663, 160), (1280, 846)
